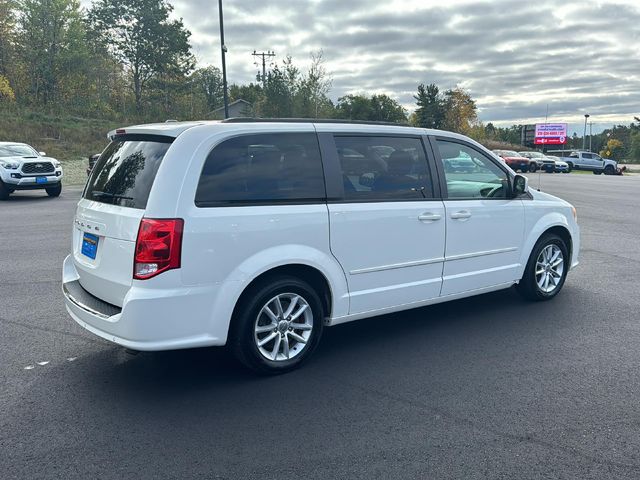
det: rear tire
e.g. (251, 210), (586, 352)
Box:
(529, 163), (537, 173)
(566, 163), (573, 173)
(229, 275), (325, 374)
(516, 233), (569, 301)
(46, 183), (62, 197)
(0, 180), (11, 200)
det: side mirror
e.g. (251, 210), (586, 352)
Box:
(39, 151), (46, 156)
(512, 174), (528, 197)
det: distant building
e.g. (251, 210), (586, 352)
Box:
(208, 99), (253, 119)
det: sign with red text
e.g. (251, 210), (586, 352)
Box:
(534, 123), (568, 145)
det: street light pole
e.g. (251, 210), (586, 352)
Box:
(218, 0), (229, 119)
(589, 122), (593, 152)
(582, 114), (590, 150)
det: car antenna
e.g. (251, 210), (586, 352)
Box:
(538, 107), (548, 192)
(536, 153), (543, 191)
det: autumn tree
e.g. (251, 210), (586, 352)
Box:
(89, 0), (193, 113)
(600, 138), (624, 159)
(442, 87), (478, 134)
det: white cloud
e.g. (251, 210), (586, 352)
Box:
(89, 0), (640, 129)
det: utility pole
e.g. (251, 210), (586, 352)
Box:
(589, 122), (593, 152)
(218, 0), (229, 119)
(252, 50), (275, 85)
(582, 114), (590, 150)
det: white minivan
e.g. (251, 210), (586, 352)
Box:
(63, 119), (579, 373)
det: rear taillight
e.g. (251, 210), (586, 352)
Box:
(134, 218), (184, 280)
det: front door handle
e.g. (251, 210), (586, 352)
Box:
(418, 212), (442, 222)
(450, 210), (472, 220)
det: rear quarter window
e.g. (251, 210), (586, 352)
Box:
(84, 135), (173, 209)
(195, 133), (325, 207)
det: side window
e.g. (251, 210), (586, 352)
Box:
(195, 133), (325, 206)
(334, 136), (432, 201)
(583, 153), (593, 159)
(436, 140), (508, 199)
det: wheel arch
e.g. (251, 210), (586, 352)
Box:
(211, 247), (350, 344)
(518, 214), (574, 279)
(232, 263), (335, 322)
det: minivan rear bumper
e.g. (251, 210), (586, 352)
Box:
(62, 255), (226, 350)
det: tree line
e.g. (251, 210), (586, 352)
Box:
(0, 0), (479, 127)
(0, 0), (638, 160)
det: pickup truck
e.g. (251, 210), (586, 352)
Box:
(549, 151), (618, 175)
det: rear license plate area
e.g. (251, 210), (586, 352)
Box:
(81, 232), (99, 260)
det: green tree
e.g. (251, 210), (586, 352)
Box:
(336, 93), (406, 123)
(192, 66), (223, 112)
(0, 0), (16, 77)
(16, 0), (87, 106)
(336, 94), (373, 120)
(370, 94), (407, 123)
(295, 50), (333, 118)
(229, 82), (263, 115)
(259, 56), (299, 117)
(413, 83), (443, 128)
(630, 133), (640, 162)
(89, 0), (193, 113)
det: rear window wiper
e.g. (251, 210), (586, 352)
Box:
(90, 191), (134, 201)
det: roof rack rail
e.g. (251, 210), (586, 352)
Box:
(221, 117), (411, 127)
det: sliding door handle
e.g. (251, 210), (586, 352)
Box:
(450, 210), (472, 220)
(418, 212), (442, 222)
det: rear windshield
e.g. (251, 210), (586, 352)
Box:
(84, 135), (173, 209)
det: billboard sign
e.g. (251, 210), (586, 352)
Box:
(534, 123), (568, 145)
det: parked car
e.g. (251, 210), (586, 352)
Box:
(62, 120), (580, 374)
(0, 142), (63, 199)
(548, 150), (618, 174)
(87, 153), (100, 176)
(549, 157), (570, 173)
(519, 151), (556, 173)
(492, 150), (537, 172)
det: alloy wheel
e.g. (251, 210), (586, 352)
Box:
(253, 293), (314, 362)
(535, 244), (564, 293)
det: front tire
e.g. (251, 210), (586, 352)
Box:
(529, 163), (537, 173)
(0, 180), (11, 200)
(230, 276), (324, 374)
(516, 234), (569, 301)
(604, 165), (615, 175)
(46, 183), (62, 197)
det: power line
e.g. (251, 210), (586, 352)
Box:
(252, 50), (275, 85)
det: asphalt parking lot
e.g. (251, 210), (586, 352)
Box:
(1, 173), (640, 479)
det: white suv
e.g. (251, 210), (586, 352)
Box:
(0, 142), (63, 199)
(62, 120), (580, 373)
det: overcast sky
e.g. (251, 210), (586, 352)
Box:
(169, 1), (639, 132)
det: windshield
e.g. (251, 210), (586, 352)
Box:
(84, 135), (173, 209)
(502, 150), (521, 157)
(0, 144), (38, 158)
